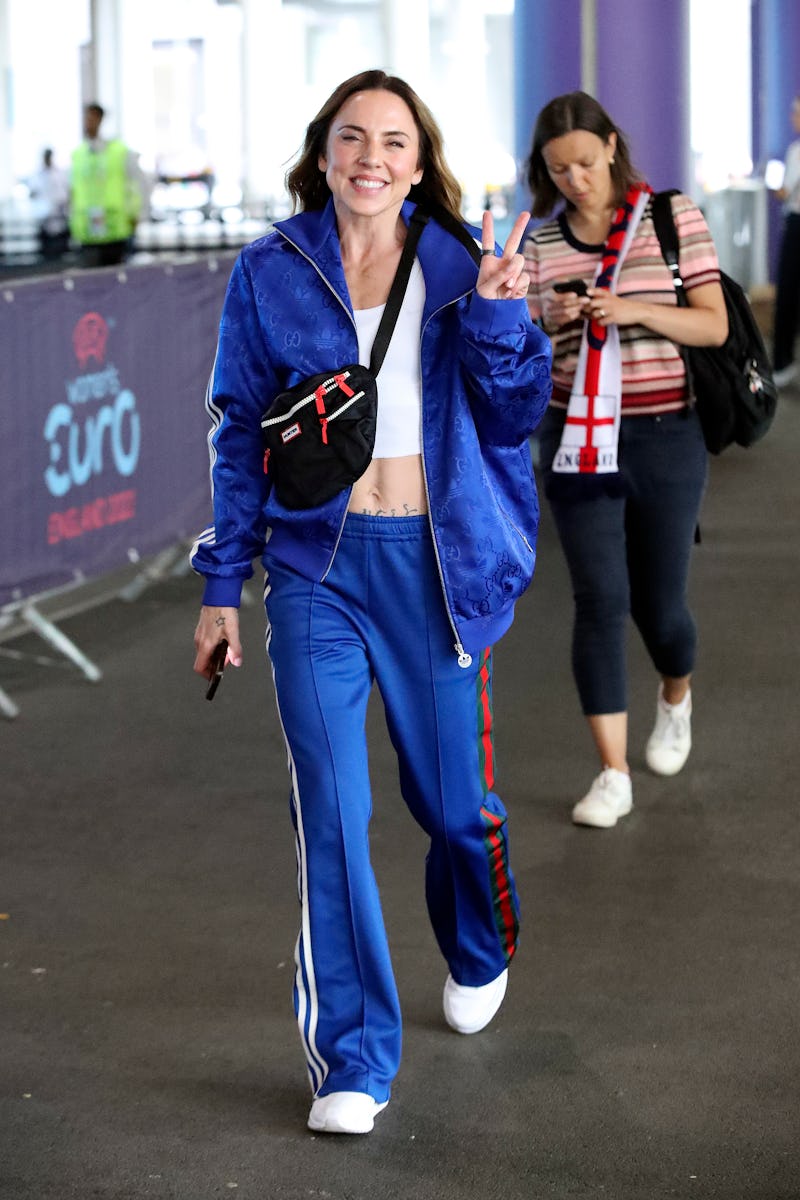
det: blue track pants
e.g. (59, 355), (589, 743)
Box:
(263, 514), (520, 1103)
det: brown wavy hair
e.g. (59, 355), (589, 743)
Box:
(285, 70), (463, 222)
(526, 91), (642, 219)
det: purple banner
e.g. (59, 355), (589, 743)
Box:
(0, 254), (238, 607)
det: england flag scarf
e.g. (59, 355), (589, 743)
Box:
(551, 184), (651, 485)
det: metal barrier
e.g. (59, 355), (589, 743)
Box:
(0, 253), (238, 717)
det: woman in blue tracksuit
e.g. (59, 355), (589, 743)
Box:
(192, 70), (552, 1135)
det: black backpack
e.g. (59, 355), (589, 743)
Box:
(652, 190), (777, 454)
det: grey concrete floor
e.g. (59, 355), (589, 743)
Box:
(2, 387), (799, 1200)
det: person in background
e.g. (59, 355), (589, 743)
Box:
(191, 69), (551, 1135)
(770, 94), (800, 389)
(28, 148), (70, 260)
(70, 102), (144, 267)
(524, 91), (727, 830)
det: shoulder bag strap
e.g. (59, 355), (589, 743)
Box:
(425, 203), (483, 266)
(369, 209), (429, 375)
(368, 204), (482, 374)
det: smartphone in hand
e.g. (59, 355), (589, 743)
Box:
(553, 278), (588, 296)
(205, 639), (228, 701)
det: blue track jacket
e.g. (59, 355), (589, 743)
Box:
(192, 199), (552, 656)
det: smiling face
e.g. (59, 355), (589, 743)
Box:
(318, 88), (424, 226)
(542, 129), (617, 212)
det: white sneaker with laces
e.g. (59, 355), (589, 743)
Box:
(443, 968), (508, 1034)
(307, 1091), (388, 1134)
(571, 767), (633, 828)
(645, 685), (692, 776)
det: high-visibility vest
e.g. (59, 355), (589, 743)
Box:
(70, 140), (139, 244)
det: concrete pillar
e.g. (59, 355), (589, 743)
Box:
(90, 0), (122, 119)
(88, 0), (151, 154)
(240, 0), (292, 213)
(435, 0), (491, 220)
(594, 0), (691, 194)
(0, 0), (12, 200)
(513, 0), (582, 210)
(84, 0), (152, 192)
(202, 1), (244, 210)
(754, 0), (800, 276)
(383, 0), (430, 96)
(756, 0), (800, 164)
(118, 3), (156, 168)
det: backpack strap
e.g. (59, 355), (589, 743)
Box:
(652, 189), (700, 425)
(652, 189), (688, 308)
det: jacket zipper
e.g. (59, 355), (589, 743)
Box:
(278, 228), (475, 667)
(275, 229), (356, 579)
(420, 295), (475, 669)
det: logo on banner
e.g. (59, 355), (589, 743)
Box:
(44, 311), (141, 544)
(72, 312), (109, 368)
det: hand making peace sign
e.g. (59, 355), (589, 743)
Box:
(475, 210), (532, 301)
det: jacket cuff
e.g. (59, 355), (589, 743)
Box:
(464, 293), (530, 336)
(201, 576), (244, 608)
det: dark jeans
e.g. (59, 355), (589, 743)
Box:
(773, 212), (800, 371)
(537, 406), (708, 715)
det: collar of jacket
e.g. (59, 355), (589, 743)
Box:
(272, 198), (480, 322)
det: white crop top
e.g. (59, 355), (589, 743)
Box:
(354, 259), (425, 458)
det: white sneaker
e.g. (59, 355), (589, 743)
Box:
(571, 767), (633, 828)
(773, 363), (797, 389)
(307, 1091), (389, 1134)
(443, 968), (508, 1034)
(645, 685), (692, 776)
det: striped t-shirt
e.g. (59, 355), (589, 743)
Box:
(524, 193), (721, 415)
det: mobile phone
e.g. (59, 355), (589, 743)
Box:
(205, 639), (228, 701)
(553, 278), (588, 295)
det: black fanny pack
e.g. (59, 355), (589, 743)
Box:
(260, 364), (377, 511)
(261, 210), (428, 510)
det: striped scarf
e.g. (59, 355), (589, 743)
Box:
(552, 184), (651, 483)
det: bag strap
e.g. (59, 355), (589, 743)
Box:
(369, 209), (429, 375)
(652, 189), (689, 309)
(424, 203), (483, 266)
(652, 189), (700, 409)
(368, 204), (482, 374)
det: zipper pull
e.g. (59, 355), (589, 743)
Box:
(455, 642), (472, 669)
(314, 385), (329, 444)
(334, 371), (355, 398)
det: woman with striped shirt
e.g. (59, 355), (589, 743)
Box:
(524, 92), (728, 829)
